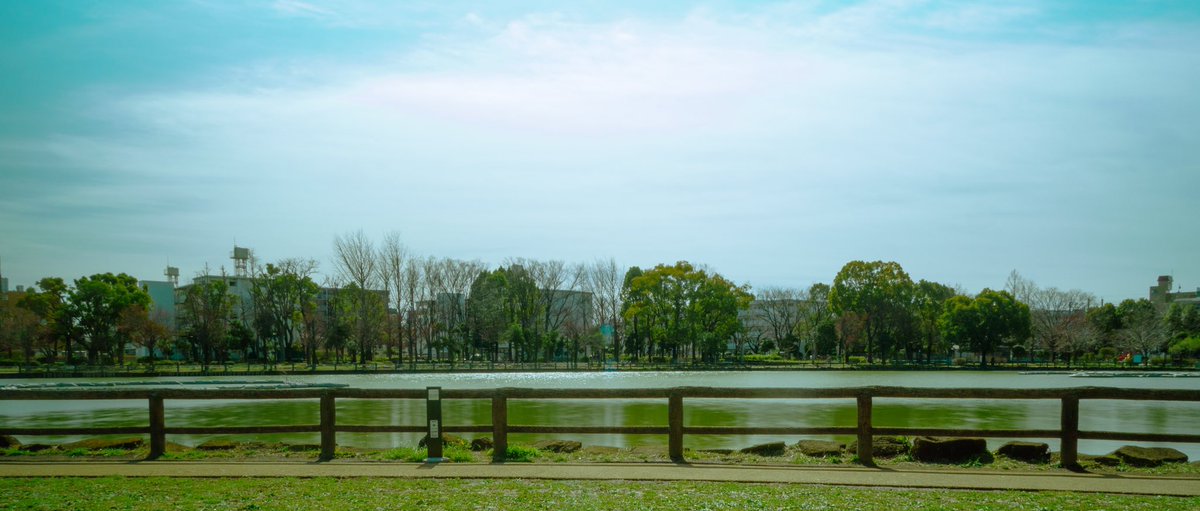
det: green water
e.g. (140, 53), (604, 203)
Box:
(3, 371), (1198, 457)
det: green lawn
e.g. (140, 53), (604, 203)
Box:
(1, 478), (1197, 511)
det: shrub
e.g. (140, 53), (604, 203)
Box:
(847, 356), (867, 365)
(498, 445), (540, 462)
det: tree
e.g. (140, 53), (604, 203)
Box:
(1023, 287), (1096, 366)
(251, 259), (319, 365)
(17, 278), (73, 363)
(178, 276), (235, 371)
(754, 287), (804, 357)
(829, 261), (915, 363)
(66, 273), (151, 365)
(333, 231), (382, 364)
(939, 289), (1031, 367)
(1117, 299), (1167, 363)
(379, 232), (411, 365)
(913, 280), (958, 364)
(798, 283), (835, 358)
(118, 305), (170, 369)
(585, 258), (624, 363)
(0, 300), (39, 364)
(622, 261), (751, 363)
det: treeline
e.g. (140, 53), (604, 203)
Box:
(2, 232), (1199, 369)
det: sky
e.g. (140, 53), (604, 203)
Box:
(1, 0), (1198, 303)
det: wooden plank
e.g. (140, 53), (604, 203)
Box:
(683, 427), (857, 436)
(857, 394), (874, 466)
(1061, 396), (1080, 469)
(0, 427), (148, 436)
(163, 425), (320, 435)
(872, 428), (1061, 438)
(506, 426), (670, 435)
(319, 393), (335, 461)
(492, 394), (508, 463)
(669, 394), (684, 461)
(1079, 431), (1200, 443)
(336, 425), (427, 434)
(148, 394), (165, 459)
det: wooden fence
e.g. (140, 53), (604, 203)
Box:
(3, 386), (1200, 467)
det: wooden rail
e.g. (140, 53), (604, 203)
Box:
(3, 386), (1199, 467)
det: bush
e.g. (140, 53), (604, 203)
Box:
(497, 445), (540, 462)
(847, 356), (867, 365)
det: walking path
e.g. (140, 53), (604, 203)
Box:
(2, 461), (1198, 496)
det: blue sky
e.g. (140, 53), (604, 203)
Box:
(1, 0), (1198, 302)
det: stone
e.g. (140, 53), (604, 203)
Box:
(629, 445), (669, 456)
(61, 437), (144, 451)
(419, 434), (467, 449)
(1110, 445), (1188, 467)
(284, 444), (320, 452)
(910, 437), (990, 464)
(0, 435), (20, 449)
(699, 449), (734, 455)
(848, 436), (909, 458)
(533, 440), (582, 453)
(996, 441), (1050, 463)
(580, 446), (621, 455)
(795, 440), (844, 458)
(739, 441), (787, 457)
(20, 444), (54, 453)
(196, 439), (239, 451)
(1084, 454), (1121, 467)
(469, 437), (493, 452)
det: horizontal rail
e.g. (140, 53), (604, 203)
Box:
(507, 426), (670, 435)
(1078, 431), (1200, 443)
(163, 426), (320, 435)
(872, 428), (1061, 439)
(0, 427), (149, 436)
(4, 386), (1200, 402)
(683, 427), (857, 436)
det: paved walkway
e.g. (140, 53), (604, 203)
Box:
(2, 461), (1199, 496)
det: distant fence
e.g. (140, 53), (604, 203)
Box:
(2, 386), (1200, 467)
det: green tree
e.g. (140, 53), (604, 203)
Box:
(66, 273), (151, 365)
(939, 289), (1031, 368)
(913, 280), (958, 364)
(178, 277), (235, 371)
(117, 305), (170, 369)
(18, 277), (75, 363)
(252, 259), (320, 365)
(828, 261), (915, 363)
(622, 262), (751, 363)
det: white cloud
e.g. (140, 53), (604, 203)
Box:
(8, 1), (1199, 298)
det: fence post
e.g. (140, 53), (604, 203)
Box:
(856, 393), (874, 467)
(492, 391), (508, 463)
(148, 394), (165, 460)
(668, 392), (684, 462)
(1061, 395), (1080, 470)
(319, 391), (336, 461)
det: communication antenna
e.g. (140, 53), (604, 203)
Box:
(164, 264), (180, 287)
(231, 245), (251, 277)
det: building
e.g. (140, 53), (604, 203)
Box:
(1150, 275), (1200, 310)
(139, 280), (177, 330)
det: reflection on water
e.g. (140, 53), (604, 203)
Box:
(3, 371), (1198, 457)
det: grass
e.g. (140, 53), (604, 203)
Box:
(1, 477), (1197, 511)
(5, 440), (1200, 477)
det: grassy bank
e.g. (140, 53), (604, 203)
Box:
(2, 477), (1198, 511)
(5, 441), (1200, 477)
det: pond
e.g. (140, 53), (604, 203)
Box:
(3, 371), (1199, 458)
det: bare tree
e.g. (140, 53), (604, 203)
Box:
(586, 258), (623, 363)
(379, 232), (410, 366)
(754, 287), (804, 357)
(333, 230), (381, 364)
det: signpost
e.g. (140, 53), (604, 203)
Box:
(426, 386), (443, 461)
